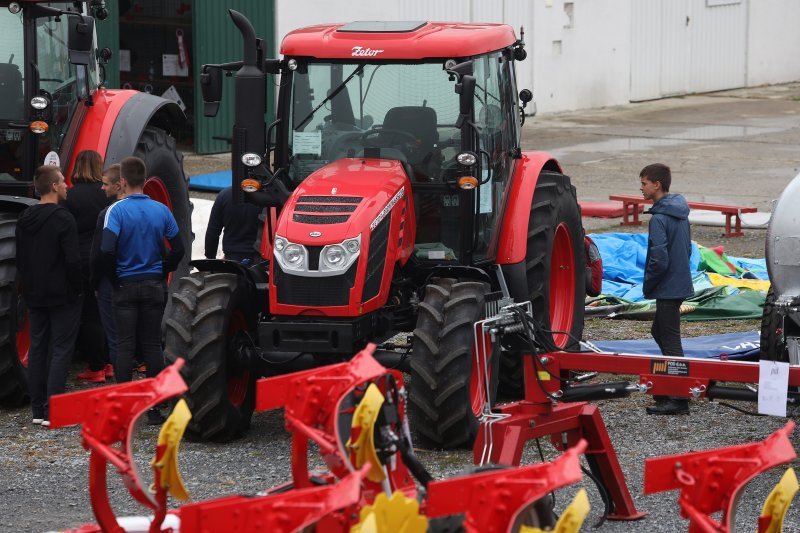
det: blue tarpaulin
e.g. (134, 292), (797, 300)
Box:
(189, 170), (231, 192)
(590, 331), (760, 359)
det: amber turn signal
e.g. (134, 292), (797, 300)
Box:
(240, 178), (261, 193)
(457, 176), (478, 190)
(29, 121), (48, 134)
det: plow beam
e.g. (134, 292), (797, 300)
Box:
(644, 421), (797, 533)
(49, 361), (187, 533)
(428, 440), (588, 532)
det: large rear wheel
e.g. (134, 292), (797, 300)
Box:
(499, 171), (585, 398)
(0, 214), (27, 406)
(409, 279), (495, 449)
(164, 272), (257, 441)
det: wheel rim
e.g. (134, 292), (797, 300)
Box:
(143, 176), (173, 210)
(550, 223), (575, 348)
(227, 310), (250, 408)
(469, 325), (492, 418)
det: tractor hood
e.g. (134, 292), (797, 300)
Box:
(275, 158), (412, 246)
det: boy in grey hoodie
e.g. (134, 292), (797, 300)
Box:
(639, 163), (693, 415)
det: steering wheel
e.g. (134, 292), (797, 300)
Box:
(361, 128), (418, 149)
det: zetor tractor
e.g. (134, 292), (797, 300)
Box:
(0, 1), (191, 405)
(165, 11), (585, 446)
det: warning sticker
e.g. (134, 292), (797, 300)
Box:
(650, 359), (690, 376)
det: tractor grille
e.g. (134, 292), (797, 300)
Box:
(362, 216), (390, 303)
(292, 196), (362, 225)
(275, 263), (357, 307)
(292, 214), (350, 224)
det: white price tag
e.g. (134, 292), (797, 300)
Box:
(758, 360), (789, 417)
(293, 131), (322, 156)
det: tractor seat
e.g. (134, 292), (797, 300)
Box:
(382, 106), (440, 179)
(0, 63), (24, 120)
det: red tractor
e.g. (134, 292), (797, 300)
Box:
(165, 11), (585, 446)
(0, 1), (191, 405)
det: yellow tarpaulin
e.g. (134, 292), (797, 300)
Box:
(707, 272), (770, 292)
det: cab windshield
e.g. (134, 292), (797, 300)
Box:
(0, 2), (82, 181)
(287, 61), (462, 186)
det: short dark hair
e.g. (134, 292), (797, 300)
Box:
(120, 156), (147, 188)
(33, 165), (62, 196)
(640, 163), (671, 192)
(103, 163), (121, 184)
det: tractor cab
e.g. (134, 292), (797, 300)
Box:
(279, 48), (521, 265)
(0, 1), (101, 192)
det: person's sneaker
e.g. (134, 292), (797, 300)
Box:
(646, 399), (690, 415)
(41, 420), (50, 427)
(104, 364), (114, 379)
(32, 418), (44, 425)
(77, 369), (106, 383)
(146, 408), (166, 426)
(135, 363), (147, 374)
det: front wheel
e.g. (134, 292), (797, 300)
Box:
(409, 279), (495, 449)
(164, 272), (257, 441)
(499, 171), (585, 398)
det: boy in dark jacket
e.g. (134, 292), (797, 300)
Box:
(16, 166), (82, 426)
(640, 163), (693, 415)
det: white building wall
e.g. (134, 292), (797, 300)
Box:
(747, 0), (800, 85)
(274, 0), (799, 114)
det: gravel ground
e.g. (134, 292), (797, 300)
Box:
(2, 87), (799, 531)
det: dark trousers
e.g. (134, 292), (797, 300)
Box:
(113, 279), (165, 382)
(96, 278), (117, 369)
(76, 290), (107, 371)
(28, 302), (80, 419)
(652, 298), (685, 402)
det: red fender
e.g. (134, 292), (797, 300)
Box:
(496, 151), (562, 264)
(63, 89), (138, 181)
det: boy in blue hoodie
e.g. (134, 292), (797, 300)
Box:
(640, 163), (693, 415)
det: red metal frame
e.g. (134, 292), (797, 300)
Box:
(644, 421), (796, 533)
(427, 440), (588, 532)
(280, 22), (517, 60)
(48, 361), (187, 533)
(496, 152), (562, 264)
(255, 344), (416, 500)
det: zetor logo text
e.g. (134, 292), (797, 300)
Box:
(351, 46), (384, 57)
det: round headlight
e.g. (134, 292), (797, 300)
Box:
(323, 245), (346, 266)
(241, 153), (262, 167)
(344, 238), (360, 253)
(8, 2), (21, 14)
(274, 237), (286, 252)
(284, 244), (304, 265)
(456, 151), (477, 166)
(287, 59), (298, 71)
(31, 96), (49, 110)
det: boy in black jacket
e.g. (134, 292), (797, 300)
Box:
(16, 165), (82, 426)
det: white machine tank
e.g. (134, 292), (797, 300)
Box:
(766, 171), (800, 303)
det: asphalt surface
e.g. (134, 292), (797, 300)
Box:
(2, 83), (800, 532)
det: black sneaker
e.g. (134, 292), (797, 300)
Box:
(646, 399), (690, 415)
(146, 408), (166, 426)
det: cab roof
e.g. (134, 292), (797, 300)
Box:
(280, 21), (518, 60)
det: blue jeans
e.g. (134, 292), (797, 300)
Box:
(28, 302), (80, 419)
(113, 279), (166, 382)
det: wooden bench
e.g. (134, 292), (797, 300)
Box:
(608, 194), (757, 238)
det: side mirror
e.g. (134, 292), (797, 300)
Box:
(67, 15), (95, 65)
(519, 89), (533, 105)
(200, 65), (223, 117)
(456, 74), (476, 119)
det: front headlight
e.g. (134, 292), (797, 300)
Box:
(322, 244), (346, 268)
(274, 237), (287, 252)
(283, 244), (304, 265)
